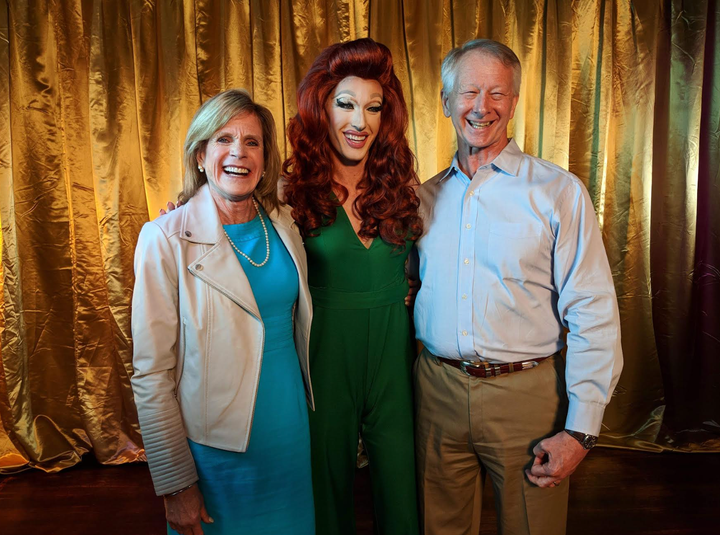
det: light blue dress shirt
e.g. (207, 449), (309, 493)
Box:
(413, 139), (623, 435)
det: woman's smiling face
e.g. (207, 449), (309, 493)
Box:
(325, 76), (383, 166)
(198, 112), (265, 202)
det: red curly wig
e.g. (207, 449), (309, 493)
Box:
(282, 38), (423, 248)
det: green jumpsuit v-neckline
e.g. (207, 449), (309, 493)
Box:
(305, 206), (419, 535)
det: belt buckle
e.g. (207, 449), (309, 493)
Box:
(459, 360), (483, 376)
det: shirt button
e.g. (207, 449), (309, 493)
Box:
(464, 258), (470, 265)
(469, 190), (475, 196)
(195, 264), (203, 271)
(462, 294), (467, 300)
(465, 224), (471, 229)
(462, 330), (468, 336)
(185, 230), (192, 237)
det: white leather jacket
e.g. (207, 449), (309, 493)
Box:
(131, 184), (313, 495)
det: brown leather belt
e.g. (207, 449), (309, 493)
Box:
(436, 355), (550, 378)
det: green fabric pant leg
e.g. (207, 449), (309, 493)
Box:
(362, 302), (419, 535)
(308, 304), (365, 535)
(308, 301), (419, 535)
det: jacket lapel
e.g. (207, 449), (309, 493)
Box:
(181, 185), (261, 320)
(188, 242), (261, 320)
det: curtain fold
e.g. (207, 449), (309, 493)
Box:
(692, 0), (720, 444)
(1, 0), (718, 473)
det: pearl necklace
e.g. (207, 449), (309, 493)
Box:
(223, 197), (270, 267)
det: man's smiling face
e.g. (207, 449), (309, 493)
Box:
(442, 50), (519, 162)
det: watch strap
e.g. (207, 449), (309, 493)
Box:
(564, 429), (598, 450)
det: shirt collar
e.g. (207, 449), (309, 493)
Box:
(440, 138), (523, 182)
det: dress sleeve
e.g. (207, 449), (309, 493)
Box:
(131, 222), (198, 495)
(552, 180), (624, 436)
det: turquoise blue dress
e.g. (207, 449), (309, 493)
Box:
(169, 209), (315, 535)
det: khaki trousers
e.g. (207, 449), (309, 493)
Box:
(414, 349), (569, 535)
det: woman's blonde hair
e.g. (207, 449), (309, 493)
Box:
(180, 89), (281, 214)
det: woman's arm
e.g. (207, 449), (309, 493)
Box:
(131, 222), (212, 533)
(132, 222), (197, 493)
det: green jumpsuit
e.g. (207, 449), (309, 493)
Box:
(305, 205), (419, 535)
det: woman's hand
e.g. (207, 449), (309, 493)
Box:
(159, 200), (183, 216)
(164, 484), (213, 535)
(405, 277), (421, 308)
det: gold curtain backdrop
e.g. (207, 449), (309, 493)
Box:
(1, 0), (719, 473)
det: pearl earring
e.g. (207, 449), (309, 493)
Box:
(198, 165), (205, 173)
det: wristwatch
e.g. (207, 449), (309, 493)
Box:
(564, 429), (598, 450)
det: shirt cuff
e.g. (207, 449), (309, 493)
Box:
(564, 399), (607, 436)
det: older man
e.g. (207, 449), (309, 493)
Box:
(411, 39), (623, 535)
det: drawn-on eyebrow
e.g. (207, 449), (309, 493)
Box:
(334, 90), (383, 102)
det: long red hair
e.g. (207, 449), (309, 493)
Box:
(283, 38), (422, 247)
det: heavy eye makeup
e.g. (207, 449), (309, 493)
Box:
(334, 98), (383, 113)
(335, 98), (355, 110)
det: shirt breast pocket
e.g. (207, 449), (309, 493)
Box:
(486, 221), (551, 283)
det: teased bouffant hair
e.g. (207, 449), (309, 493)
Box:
(181, 88), (281, 214)
(282, 38), (422, 247)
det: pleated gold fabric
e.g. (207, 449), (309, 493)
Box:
(1, 0), (719, 473)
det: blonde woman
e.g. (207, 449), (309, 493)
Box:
(131, 89), (315, 535)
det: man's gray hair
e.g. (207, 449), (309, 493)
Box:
(441, 39), (522, 96)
